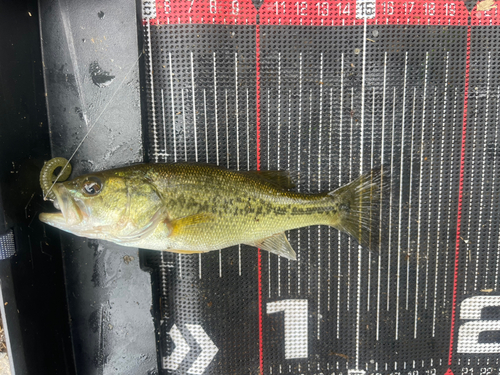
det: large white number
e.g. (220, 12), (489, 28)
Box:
(424, 2), (436, 15)
(164, 0), (172, 14)
(316, 2), (329, 15)
(295, 2), (308, 15)
(383, 1), (394, 14)
(210, 0), (217, 13)
(457, 296), (500, 353)
(445, 2), (456, 16)
(267, 300), (308, 359)
(356, 0), (375, 19)
(404, 1), (415, 14)
(275, 1), (286, 14)
(232, 0), (239, 14)
(337, 2), (350, 15)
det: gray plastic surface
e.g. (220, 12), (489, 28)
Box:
(39, 0), (157, 373)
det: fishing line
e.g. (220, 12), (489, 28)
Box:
(58, 0), (90, 129)
(43, 52), (143, 201)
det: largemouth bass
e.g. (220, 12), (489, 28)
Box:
(39, 161), (388, 259)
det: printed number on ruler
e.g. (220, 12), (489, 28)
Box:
(143, 0), (157, 18)
(159, 0), (219, 16)
(482, 7), (498, 17)
(378, 1), (457, 16)
(164, 0), (172, 13)
(380, 1), (394, 14)
(274, 1), (351, 16)
(356, 0), (375, 18)
(232, 0), (239, 14)
(267, 300), (308, 359)
(457, 296), (500, 353)
(296, 2), (308, 15)
(338, 2), (351, 15)
(161, 0), (198, 14)
(444, 2), (456, 15)
(461, 368), (498, 375)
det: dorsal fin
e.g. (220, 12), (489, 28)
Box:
(243, 170), (296, 190)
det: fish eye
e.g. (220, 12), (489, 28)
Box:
(82, 177), (103, 196)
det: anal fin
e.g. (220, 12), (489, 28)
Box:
(166, 249), (200, 254)
(245, 232), (296, 260)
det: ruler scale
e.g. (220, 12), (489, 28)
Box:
(139, 0), (500, 374)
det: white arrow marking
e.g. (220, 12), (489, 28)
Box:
(164, 324), (190, 371)
(186, 324), (219, 375)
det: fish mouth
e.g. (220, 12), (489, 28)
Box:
(39, 184), (84, 227)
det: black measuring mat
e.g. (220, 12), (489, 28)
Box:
(139, 0), (500, 373)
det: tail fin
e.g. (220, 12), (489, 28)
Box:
(328, 166), (390, 252)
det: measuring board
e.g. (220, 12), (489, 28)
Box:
(138, 0), (500, 373)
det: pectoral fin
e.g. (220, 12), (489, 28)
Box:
(170, 213), (216, 237)
(245, 232), (296, 260)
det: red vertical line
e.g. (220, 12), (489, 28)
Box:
(256, 26), (262, 170)
(256, 21), (264, 375)
(447, 21), (471, 369)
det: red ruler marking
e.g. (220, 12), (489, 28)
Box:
(252, 0), (468, 26)
(148, 0), (469, 25)
(447, 20), (471, 371)
(256, 22), (264, 375)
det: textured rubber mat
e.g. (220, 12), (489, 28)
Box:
(139, 0), (500, 374)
